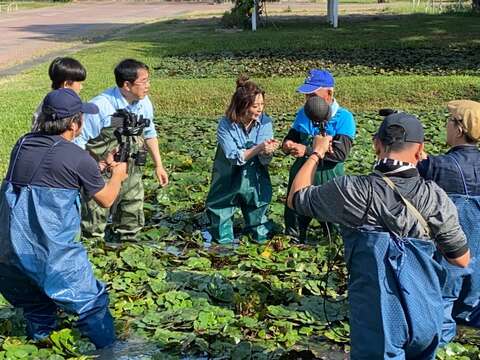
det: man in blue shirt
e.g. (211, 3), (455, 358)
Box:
(75, 59), (168, 242)
(0, 88), (128, 348)
(282, 69), (356, 242)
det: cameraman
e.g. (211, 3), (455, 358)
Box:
(0, 88), (127, 348)
(282, 69), (356, 242)
(287, 112), (469, 359)
(75, 58), (168, 242)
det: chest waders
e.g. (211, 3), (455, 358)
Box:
(81, 121), (145, 242)
(205, 145), (272, 244)
(284, 131), (344, 241)
(0, 136), (115, 348)
(439, 155), (480, 345)
(343, 228), (444, 360)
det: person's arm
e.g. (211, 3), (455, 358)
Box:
(145, 137), (168, 187)
(282, 110), (311, 157)
(93, 162), (128, 207)
(287, 135), (331, 208)
(282, 128), (302, 153)
(426, 184), (470, 267)
(446, 251), (470, 268)
(323, 135), (353, 163)
(217, 119), (267, 166)
(257, 116), (278, 165)
(77, 152), (128, 208)
(323, 109), (356, 163)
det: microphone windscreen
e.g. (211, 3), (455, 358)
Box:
(304, 96), (331, 124)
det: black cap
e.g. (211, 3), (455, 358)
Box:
(42, 88), (98, 119)
(304, 96), (331, 124)
(376, 112), (424, 145)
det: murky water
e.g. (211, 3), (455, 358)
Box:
(93, 338), (210, 360)
(92, 338), (347, 360)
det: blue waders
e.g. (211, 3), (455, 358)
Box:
(440, 155), (480, 345)
(342, 228), (445, 360)
(0, 136), (115, 348)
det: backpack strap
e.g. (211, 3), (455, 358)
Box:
(373, 170), (432, 238)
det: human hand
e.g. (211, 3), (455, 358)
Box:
(110, 162), (128, 182)
(289, 143), (307, 158)
(283, 140), (294, 150)
(263, 139), (280, 155)
(155, 166), (169, 187)
(312, 135), (332, 156)
(99, 148), (118, 172)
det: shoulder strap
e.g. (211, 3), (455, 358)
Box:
(8, 135), (62, 185)
(448, 154), (469, 196)
(373, 170), (432, 238)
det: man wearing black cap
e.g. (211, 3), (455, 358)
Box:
(0, 88), (127, 348)
(287, 112), (470, 359)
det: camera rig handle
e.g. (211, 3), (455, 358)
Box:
(110, 109), (151, 165)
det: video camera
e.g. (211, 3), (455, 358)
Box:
(304, 96), (332, 135)
(111, 109), (151, 166)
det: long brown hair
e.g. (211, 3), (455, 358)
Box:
(225, 75), (265, 124)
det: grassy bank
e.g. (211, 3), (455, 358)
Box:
(0, 10), (479, 359)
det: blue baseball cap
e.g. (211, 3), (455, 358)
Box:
(42, 88), (98, 119)
(297, 69), (335, 94)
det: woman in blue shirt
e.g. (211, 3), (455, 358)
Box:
(206, 76), (279, 244)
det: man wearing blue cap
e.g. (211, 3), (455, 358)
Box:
(282, 69), (356, 242)
(0, 88), (127, 348)
(288, 111), (470, 359)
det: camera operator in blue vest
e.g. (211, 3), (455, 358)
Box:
(0, 88), (127, 348)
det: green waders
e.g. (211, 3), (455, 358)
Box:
(206, 146), (272, 244)
(284, 136), (344, 241)
(81, 125), (145, 242)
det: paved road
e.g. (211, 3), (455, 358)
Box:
(0, 1), (231, 71)
(0, 0), (395, 74)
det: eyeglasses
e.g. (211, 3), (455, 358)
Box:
(132, 78), (150, 86)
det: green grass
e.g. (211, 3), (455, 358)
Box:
(0, 12), (479, 175)
(0, 1), (65, 11)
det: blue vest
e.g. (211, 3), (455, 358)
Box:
(436, 154), (480, 345)
(342, 227), (444, 360)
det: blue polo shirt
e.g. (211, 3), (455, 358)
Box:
(291, 100), (356, 139)
(74, 87), (157, 149)
(418, 145), (480, 196)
